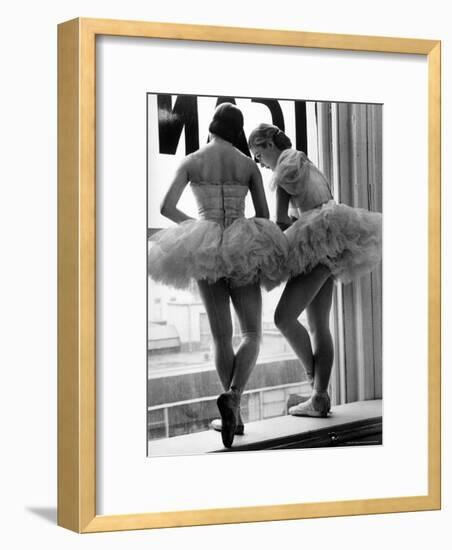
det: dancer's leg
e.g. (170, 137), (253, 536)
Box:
(197, 279), (234, 391)
(274, 265), (331, 383)
(215, 281), (262, 447)
(229, 282), (262, 394)
(306, 277), (334, 393)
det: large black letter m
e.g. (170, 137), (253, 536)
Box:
(157, 95), (199, 155)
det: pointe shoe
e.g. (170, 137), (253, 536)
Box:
(289, 392), (331, 418)
(286, 393), (307, 412)
(210, 418), (245, 436)
(217, 390), (240, 448)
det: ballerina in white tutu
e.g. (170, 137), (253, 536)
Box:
(249, 123), (382, 418)
(148, 104), (288, 447)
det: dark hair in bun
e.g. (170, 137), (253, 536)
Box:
(208, 103), (244, 146)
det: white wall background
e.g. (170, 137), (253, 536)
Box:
(0, 0), (449, 548)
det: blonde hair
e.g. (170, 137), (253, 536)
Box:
(248, 123), (292, 151)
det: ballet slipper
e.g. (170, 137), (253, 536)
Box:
(210, 418), (245, 436)
(210, 407), (244, 435)
(288, 392), (331, 418)
(217, 390), (240, 448)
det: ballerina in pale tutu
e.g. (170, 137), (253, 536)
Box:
(249, 123), (382, 417)
(148, 104), (288, 447)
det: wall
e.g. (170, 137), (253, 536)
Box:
(1, 1), (450, 548)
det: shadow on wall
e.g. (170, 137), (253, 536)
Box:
(26, 507), (57, 525)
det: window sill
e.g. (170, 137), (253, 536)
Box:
(147, 399), (382, 456)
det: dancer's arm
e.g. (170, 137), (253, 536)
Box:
(249, 162), (269, 219)
(276, 186), (292, 229)
(160, 158), (195, 223)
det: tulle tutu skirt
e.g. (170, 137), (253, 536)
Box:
(148, 217), (289, 290)
(285, 200), (382, 284)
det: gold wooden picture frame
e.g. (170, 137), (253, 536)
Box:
(57, 17), (441, 533)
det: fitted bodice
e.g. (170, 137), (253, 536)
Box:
(190, 182), (248, 227)
(273, 149), (332, 213)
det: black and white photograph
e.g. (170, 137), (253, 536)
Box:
(2, 0), (446, 542)
(146, 93), (383, 455)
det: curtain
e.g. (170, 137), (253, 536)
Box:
(315, 102), (383, 405)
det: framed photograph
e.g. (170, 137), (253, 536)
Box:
(58, 18), (441, 532)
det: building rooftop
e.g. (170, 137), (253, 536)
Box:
(148, 334), (297, 376)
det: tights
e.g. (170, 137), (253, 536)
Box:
(274, 265), (334, 392)
(197, 279), (262, 395)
